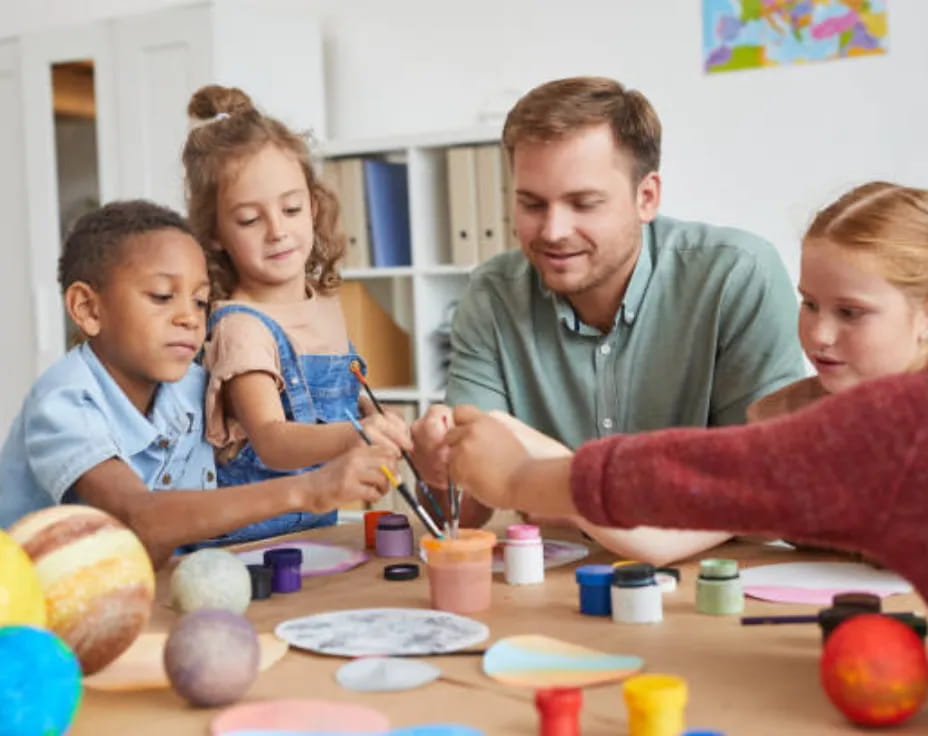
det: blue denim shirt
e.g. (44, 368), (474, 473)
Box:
(0, 342), (217, 528)
(197, 304), (364, 546)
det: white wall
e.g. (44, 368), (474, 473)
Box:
(300, 0), (927, 283)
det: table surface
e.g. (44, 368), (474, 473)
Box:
(71, 522), (928, 736)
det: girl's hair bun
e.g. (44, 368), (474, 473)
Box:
(187, 84), (255, 121)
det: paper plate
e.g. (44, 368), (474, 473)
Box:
(482, 634), (643, 688)
(741, 561), (912, 605)
(491, 538), (588, 573)
(236, 541), (367, 577)
(84, 632), (287, 691)
(275, 608), (489, 657)
(211, 699), (389, 735)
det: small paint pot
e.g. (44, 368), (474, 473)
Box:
(364, 510), (392, 549)
(623, 673), (688, 736)
(384, 563), (420, 581)
(375, 513), (414, 557)
(695, 558), (743, 615)
(575, 565), (614, 616)
(831, 592), (881, 612)
(535, 687), (582, 736)
(503, 524), (544, 585)
(611, 563), (662, 624)
(263, 548), (303, 593)
(246, 564), (273, 600)
(422, 529), (495, 614)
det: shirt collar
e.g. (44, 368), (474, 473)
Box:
(79, 342), (194, 456)
(546, 222), (655, 335)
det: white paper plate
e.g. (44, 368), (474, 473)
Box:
(275, 607), (489, 657)
(236, 541), (367, 577)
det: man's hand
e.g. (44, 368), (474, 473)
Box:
(410, 404), (454, 487)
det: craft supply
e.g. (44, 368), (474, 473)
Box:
(818, 607), (926, 642)
(8, 505), (155, 675)
(623, 673), (688, 736)
(611, 563), (662, 624)
(741, 561), (911, 604)
(655, 568), (679, 593)
(831, 591), (881, 611)
(0, 530), (46, 627)
(535, 687), (582, 736)
(83, 632), (288, 692)
(211, 698), (390, 735)
(336, 657), (441, 692)
(376, 513), (415, 557)
(275, 608), (489, 657)
(264, 548), (303, 593)
(345, 410), (443, 538)
(164, 609), (259, 707)
(171, 548), (252, 614)
(423, 529), (496, 614)
(349, 362), (446, 525)
(442, 415), (460, 539)
(741, 615), (819, 626)
(494, 539), (589, 574)
(365, 510), (392, 548)
(247, 564), (273, 600)
(236, 540), (368, 577)
(503, 524), (545, 585)
(820, 614), (928, 727)
(696, 558), (743, 615)
(482, 634), (643, 688)
(575, 564), (614, 616)
(384, 563), (420, 581)
(0, 626), (81, 736)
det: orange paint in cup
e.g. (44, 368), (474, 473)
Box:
(421, 529), (496, 614)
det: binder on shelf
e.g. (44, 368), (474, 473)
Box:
(338, 158), (372, 270)
(340, 280), (412, 390)
(446, 145), (479, 266)
(363, 159), (412, 267)
(475, 144), (505, 262)
(500, 148), (520, 251)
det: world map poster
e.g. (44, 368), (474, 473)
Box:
(703, 1), (888, 73)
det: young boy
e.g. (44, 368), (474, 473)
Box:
(0, 200), (396, 566)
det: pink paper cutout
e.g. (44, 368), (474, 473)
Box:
(211, 699), (389, 735)
(745, 585), (896, 605)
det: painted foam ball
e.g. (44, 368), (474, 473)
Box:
(164, 608), (259, 707)
(8, 505), (155, 674)
(0, 530), (46, 627)
(820, 613), (928, 727)
(0, 625), (82, 736)
(171, 548), (251, 614)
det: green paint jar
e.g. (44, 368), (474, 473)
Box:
(695, 558), (743, 615)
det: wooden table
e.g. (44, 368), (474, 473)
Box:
(72, 523), (928, 735)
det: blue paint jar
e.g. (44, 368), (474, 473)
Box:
(575, 564), (614, 616)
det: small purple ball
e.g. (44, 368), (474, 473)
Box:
(163, 609), (259, 707)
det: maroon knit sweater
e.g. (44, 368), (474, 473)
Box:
(571, 371), (928, 601)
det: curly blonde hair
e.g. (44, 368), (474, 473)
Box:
(182, 84), (343, 300)
(805, 181), (928, 302)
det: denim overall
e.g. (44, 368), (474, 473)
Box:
(201, 303), (365, 545)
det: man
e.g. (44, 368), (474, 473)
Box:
(413, 76), (804, 564)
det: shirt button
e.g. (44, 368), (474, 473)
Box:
(161, 473), (172, 485)
(206, 471), (215, 482)
(602, 418), (614, 430)
(158, 439), (169, 449)
(600, 344), (611, 356)
(290, 376), (299, 386)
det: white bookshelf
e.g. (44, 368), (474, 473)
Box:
(323, 126), (508, 415)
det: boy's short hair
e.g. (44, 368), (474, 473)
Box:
(58, 199), (196, 292)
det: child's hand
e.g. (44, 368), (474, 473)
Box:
(360, 397), (412, 456)
(446, 405), (531, 509)
(302, 445), (397, 511)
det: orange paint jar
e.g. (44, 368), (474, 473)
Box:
(421, 530), (496, 614)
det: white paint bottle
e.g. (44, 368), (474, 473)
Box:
(503, 524), (545, 585)
(611, 563), (663, 624)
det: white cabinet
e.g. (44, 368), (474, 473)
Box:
(324, 127), (517, 415)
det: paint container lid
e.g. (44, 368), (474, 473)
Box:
(384, 563), (420, 581)
(378, 513), (411, 531)
(623, 673), (688, 711)
(831, 591), (881, 612)
(263, 548), (304, 567)
(612, 562), (657, 588)
(575, 564), (614, 587)
(506, 524), (540, 541)
(246, 564), (273, 600)
(698, 558), (739, 581)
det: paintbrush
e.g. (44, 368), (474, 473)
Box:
(345, 410), (444, 539)
(442, 415), (460, 540)
(349, 361), (447, 525)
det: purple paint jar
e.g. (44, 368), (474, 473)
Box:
(263, 548), (303, 593)
(375, 513), (414, 557)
